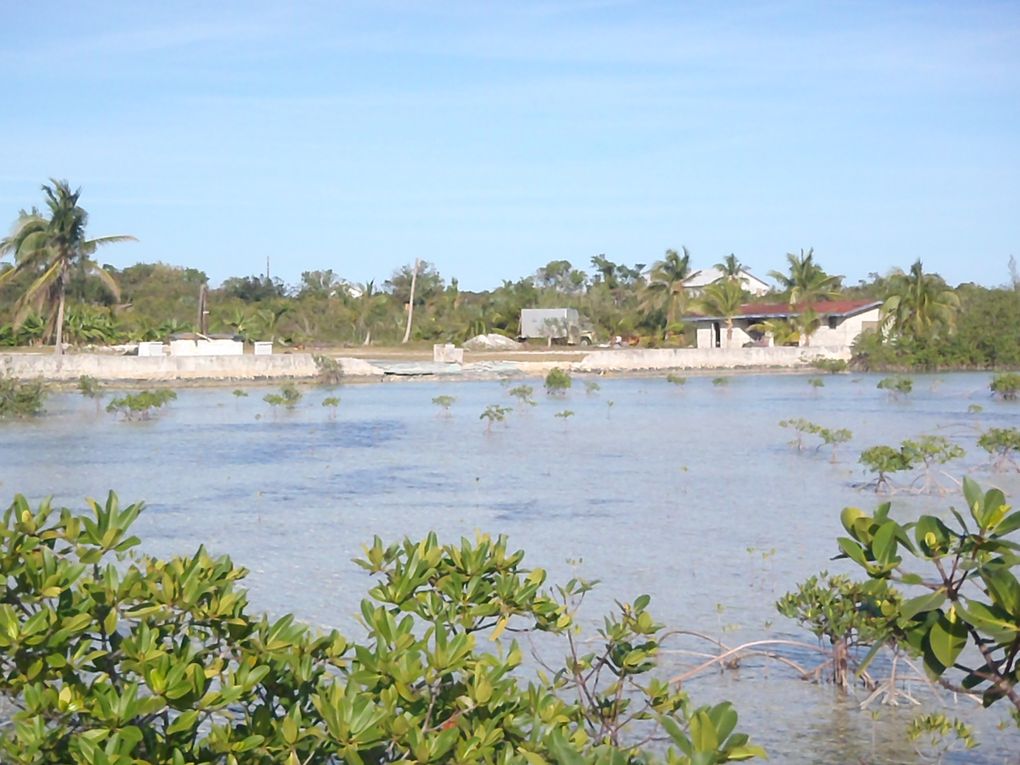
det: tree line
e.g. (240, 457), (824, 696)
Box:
(2, 179), (1019, 368)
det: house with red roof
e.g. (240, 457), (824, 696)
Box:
(689, 299), (882, 350)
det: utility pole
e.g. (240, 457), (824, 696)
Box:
(197, 283), (209, 335)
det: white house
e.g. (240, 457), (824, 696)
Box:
(684, 267), (772, 297)
(690, 300), (882, 350)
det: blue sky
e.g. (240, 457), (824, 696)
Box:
(2, 1), (1018, 291)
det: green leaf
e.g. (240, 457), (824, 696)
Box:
(962, 476), (983, 525)
(900, 590), (946, 621)
(927, 611), (968, 671)
(836, 537), (869, 568)
(956, 601), (1019, 644)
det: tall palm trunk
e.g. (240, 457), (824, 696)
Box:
(401, 259), (420, 344)
(53, 264), (69, 356)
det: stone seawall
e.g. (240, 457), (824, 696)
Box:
(575, 346), (849, 372)
(1, 352), (323, 382)
(2, 345), (848, 383)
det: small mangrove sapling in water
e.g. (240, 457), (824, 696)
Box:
(507, 385), (536, 407)
(322, 396), (340, 419)
(990, 372), (1020, 401)
(818, 426), (853, 463)
(0, 375), (46, 419)
(544, 367), (572, 396)
(712, 377), (729, 386)
(977, 427), (1020, 472)
(431, 394), (455, 416)
(232, 388), (249, 398)
(480, 404), (511, 432)
(901, 435), (965, 494)
(584, 380), (600, 395)
(263, 383), (302, 410)
(106, 389), (177, 421)
(776, 572), (897, 689)
(665, 373), (687, 386)
(877, 376), (913, 399)
(859, 445), (914, 493)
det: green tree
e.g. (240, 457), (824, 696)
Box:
(0, 180), (135, 354)
(767, 248), (842, 306)
(767, 249), (842, 347)
(698, 279), (745, 345)
(714, 253), (744, 283)
(643, 247), (693, 337)
(881, 260), (959, 343)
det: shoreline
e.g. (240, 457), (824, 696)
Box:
(2, 345), (852, 387)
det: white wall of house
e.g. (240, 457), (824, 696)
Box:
(169, 338), (244, 357)
(694, 324), (754, 349)
(805, 307), (881, 347)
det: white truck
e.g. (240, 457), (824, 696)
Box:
(518, 308), (595, 346)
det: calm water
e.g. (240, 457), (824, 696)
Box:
(2, 372), (1018, 763)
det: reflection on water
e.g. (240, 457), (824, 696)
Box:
(2, 372), (1019, 763)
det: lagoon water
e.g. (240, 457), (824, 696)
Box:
(2, 371), (1018, 763)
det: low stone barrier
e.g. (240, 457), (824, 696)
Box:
(1, 352), (321, 382)
(575, 346), (849, 372)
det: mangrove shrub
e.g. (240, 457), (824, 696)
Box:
(0, 493), (764, 764)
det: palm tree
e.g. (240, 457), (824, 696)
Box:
(643, 247), (692, 336)
(768, 248), (842, 306)
(0, 180), (135, 354)
(768, 248), (842, 345)
(353, 281), (388, 345)
(881, 260), (959, 341)
(698, 279), (745, 345)
(714, 254), (744, 283)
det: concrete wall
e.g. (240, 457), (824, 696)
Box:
(1, 352), (321, 382)
(576, 345), (849, 372)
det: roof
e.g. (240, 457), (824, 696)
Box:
(684, 267), (771, 290)
(690, 299), (881, 323)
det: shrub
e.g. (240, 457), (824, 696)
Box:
(837, 479), (1020, 716)
(508, 385), (536, 406)
(859, 445), (914, 492)
(776, 572), (897, 687)
(105, 389), (177, 421)
(0, 493), (765, 764)
(76, 375), (103, 399)
(812, 358), (849, 374)
(544, 367), (572, 396)
(877, 376), (913, 397)
(480, 404), (512, 431)
(313, 354), (344, 385)
(264, 383), (303, 409)
(431, 394), (455, 414)
(665, 373), (687, 386)
(978, 427), (1020, 471)
(990, 372), (1020, 401)
(0, 375), (46, 419)
(321, 396), (340, 419)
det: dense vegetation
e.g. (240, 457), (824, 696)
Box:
(0, 494), (765, 765)
(3, 180), (1019, 370)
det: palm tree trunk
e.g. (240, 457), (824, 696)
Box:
(53, 267), (68, 356)
(401, 259), (420, 344)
